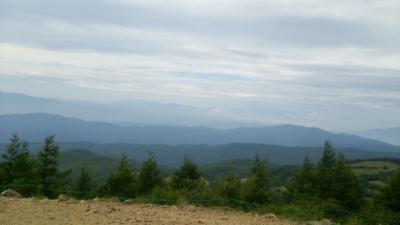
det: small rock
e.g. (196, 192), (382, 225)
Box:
(264, 213), (278, 220)
(57, 194), (69, 201)
(80, 200), (86, 204)
(1, 189), (21, 198)
(123, 199), (133, 204)
(92, 197), (100, 202)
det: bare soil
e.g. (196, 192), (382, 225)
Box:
(0, 197), (295, 225)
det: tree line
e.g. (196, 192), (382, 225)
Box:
(0, 134), (399, 224)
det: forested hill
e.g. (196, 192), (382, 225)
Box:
(2, 142), (400, 167)
(1, 113), (399, 153)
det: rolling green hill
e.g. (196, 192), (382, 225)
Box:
(59, 149), (121, 181)
(348, 159), (400, 199)
(58, 149), (174, 182)
(349, 160), (400, 176)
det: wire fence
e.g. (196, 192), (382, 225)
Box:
(0, 183), (399, 224)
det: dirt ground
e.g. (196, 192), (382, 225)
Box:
(0, 197), (295, 225)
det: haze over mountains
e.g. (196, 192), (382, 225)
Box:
(358, 127), (400, 146)
(0, 92), (261, 128)
(1, 92), (400, 167)
(1, 112), (399, 153)
(1, 92), (399, 158)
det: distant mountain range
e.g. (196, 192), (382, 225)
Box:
(0, 92), (260, 128)
(1, 113), (399, 153)
(358, 127), (400, 146)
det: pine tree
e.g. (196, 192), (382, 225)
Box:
(138, 152), (162, 195)
(320, 141), (337, 169)
(316, 140), (337, 199)
(331, 154), (363, 210)
(313, 142), (364, 210)
(2, 134), (31, 182)
(1, 134), (37, 195)
(245, 155), (270, 204)
(38, 135), (61, 197)
(75, 166), (94, 199)
(172, 156), (202, 190)
(106, 155), (136, 198)
(380, 169), (400, 212)
(218, 172), (242, 205)
(289, 156), (316, 196)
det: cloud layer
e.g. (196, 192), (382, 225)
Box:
(1, 0), (399, 130)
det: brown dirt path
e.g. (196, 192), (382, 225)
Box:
(0, 197), (296, 225)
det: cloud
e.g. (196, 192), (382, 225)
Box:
(0, 0), (399, 130)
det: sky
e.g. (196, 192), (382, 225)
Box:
(0, 0), (399, 131)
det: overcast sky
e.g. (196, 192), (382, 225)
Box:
(0, 0), (399, 131)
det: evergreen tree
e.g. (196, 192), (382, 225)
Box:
(106, 155), (136, 198)
(331, 154), (363, 210)
(316, 141), (337, 199)
(1, 134), (37, 195)
(313, 142), (364, 210)
(245, 155), (270, 204)
(75, 166), (95, 199)
(218, 172), (242, 205)
(380, 169), (400, 212)
(172, 156), (202, 190)
(38, 135), (61, 197)
(2, 134), (31, 182)
(288, 156), (316, 196)
(320, 141), (337, 168)
(138, 152), (162, 195)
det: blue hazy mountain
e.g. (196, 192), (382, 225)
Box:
(0, 92), (260, 128)
(358, 127), (400, 146)
(0, 113), (399, 153)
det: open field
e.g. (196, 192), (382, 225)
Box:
(349, 160), (400, 175)
(0, 197), (295, 225)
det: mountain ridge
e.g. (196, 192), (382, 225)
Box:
(1, 113), (399, 153)
(0, 91), (261, 128)
(358, 127), (400, 146)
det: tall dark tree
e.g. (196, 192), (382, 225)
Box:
(75, 166), (95, 199)
(172, 156), (202, 190)
(288, 156), (316, 196)
(331, 154), (364, 210)
(1, 134), (37, 195)
(320, 141), (337, 168)
(138, 153), (162, 195)
(314, 142), (364, 210)
(316, 141), (337, 199)
(380, 169), (400, 212)
(245, 155), (270, 204)
(106, 155), (136, 198)
(218, 172), (243, 205)
(38, 135), (60, 197)
(2, 134), (32, 182)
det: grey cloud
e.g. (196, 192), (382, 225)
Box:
(1, 0), (399, 53)
(285, 64), (400, 91)
(1, 0), (400, 131)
